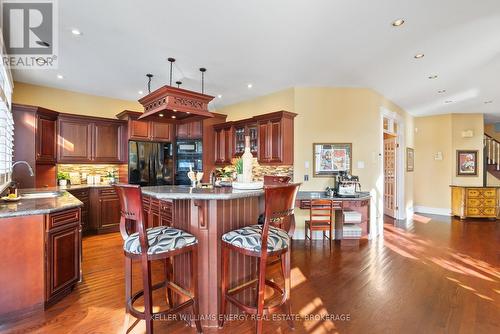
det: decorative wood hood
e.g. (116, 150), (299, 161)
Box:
(138, 85), (215, 122)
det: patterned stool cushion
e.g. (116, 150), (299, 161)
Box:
(222, 224), (289, 253)
(124, 226), (197, 255)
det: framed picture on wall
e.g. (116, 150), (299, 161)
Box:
(406, 147), (414, 172)
(456, 150), (478, 176)
(313, 143), (352, 177)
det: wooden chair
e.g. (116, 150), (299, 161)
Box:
(263, 175), (291, 185)
(219, 183), (300, 334)
(114, 184), (202, 334)
(305, 199), (334, 249)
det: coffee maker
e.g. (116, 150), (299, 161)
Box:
(335, 171), (361, 197)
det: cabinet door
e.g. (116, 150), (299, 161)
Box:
(233, 126), (245, 156)
(176, 123), (189, 139)
(258, 122), (270, 163)
(96, 190), (121, 231)
(269, 120), (282, 163)
(36, 115), (57, 164)
(93, 122), (122, 163)
(189, 121), (203, 139)
(58, 119), (92, 162)
(68, 189), (90, 232)
(46, 224), (80, 301)
(129, 119), (150, 140)
(214, 129), (225, 164)
(151, 122), (172, 142)
(223, 128), (232, 163)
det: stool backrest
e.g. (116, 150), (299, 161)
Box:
(114, 184), (149, 253)
(262, 183), (300, 257)
(263, 175), (291, 185)
(309, 199), (333, 226)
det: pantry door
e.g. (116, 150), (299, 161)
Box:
(384, 136), (397, 218)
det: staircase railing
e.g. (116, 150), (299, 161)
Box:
(484, 134), (500, 171)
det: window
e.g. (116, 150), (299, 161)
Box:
(0, 35), (13, 192)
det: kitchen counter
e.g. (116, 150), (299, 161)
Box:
(296, 191), (371, 201)
(0, 189), (83, 218)
(142, 185), (264, 200)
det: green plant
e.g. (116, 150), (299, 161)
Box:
(105, 170), (116, 178)
(234, 158), (243, 174)
(57, 172), (70, 181)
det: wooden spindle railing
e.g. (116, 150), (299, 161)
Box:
(484, 134), (500, 171)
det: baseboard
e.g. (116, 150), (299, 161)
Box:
(413, 205), (451, 216)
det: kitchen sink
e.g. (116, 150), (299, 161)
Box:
(21, 191), (61, 199)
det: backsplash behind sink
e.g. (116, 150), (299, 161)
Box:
(57, 164), (127, 184)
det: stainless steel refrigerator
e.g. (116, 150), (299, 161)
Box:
(128, 141), (174, 186)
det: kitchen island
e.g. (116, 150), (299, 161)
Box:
(141, 185), (265, 328)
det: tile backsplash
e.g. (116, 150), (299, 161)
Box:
(225, 158), (293, 181)
(57, 164), (126, 184)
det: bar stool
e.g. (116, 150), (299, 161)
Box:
(305, 199), (334, 249)
(219, 183), (300, 334)
(114, 184), (202, 334)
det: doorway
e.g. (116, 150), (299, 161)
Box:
(384, 132), (397, 217)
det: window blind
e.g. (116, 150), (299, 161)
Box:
(0, 102), (14, 188)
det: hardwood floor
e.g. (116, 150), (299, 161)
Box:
(0, 215), (499, 334)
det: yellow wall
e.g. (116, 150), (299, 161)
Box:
(217, 87), (414, 237)
(414, 113), (484, 211)
(12, 81), (142, 118)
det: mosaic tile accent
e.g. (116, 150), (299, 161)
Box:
(57, 164), (126, 184)
(228, 158), (293, 181)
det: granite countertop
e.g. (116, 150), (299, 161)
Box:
(0, 189), (83, 218)
(142, 185), (264, 200)
(296, 191), (371, 201)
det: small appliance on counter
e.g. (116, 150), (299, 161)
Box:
(334, 171), (362, 198)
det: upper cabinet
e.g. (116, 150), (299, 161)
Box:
(35, 111), (58, 164)
(117, 110), (173, 142)
(58, 115), (126, 163)
(213, 111), (296, 166)
(176, 120), (202, 139)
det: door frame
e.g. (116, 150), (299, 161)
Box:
(379, 107), (406, 232)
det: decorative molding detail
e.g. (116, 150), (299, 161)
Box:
(173, 97), (204, 110)
(414, 205), (451, 216)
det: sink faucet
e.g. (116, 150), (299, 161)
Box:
(12, 161), (34, 176)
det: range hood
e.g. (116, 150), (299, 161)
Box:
(138, 85), (215, 122)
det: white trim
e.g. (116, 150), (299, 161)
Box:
(414, 206), (451, 216)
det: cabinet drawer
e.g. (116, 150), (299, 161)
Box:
(332, 201), (343, 209)
(48, 208), (80, 230)
(482, 207), (497, 216)
(468, 198), (482, 207)
(483, 189), (497, 198)
(466, 207), (480, 216)
(483, 198), (496, 207)
(467, 189), (481, 198)
(98, 188), (117, 197)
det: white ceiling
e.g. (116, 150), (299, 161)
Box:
(12, 0), (500, 121)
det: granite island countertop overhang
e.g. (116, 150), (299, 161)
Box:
(0, 189), (83, 218)
(141, 185), (265, 200)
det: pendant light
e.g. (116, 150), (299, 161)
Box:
(199, 67), (206, 94)
(176, 81), (182, 88)
(146, 73), (153, 93)
(167, 57), (176, 86)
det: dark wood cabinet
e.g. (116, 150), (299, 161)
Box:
(90, 187), (121, 234)
(233, 120), (258, 157)
(255, 111), (296, 165)
(143, 196), (173, 228)
(45, 208), (81, 305)
(36, 114), (57, 164)
(176, 120), (202, 139)
(214, 122), (233, 165)
(58, 115), (126, 163)
(93, 122), (122, 162)
(12, 104), (59, 188)
(117, 110), (173, 142)
(68, 188), (90, 233)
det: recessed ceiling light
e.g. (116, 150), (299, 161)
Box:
(414, 53), (425, 59)
(484, 100), (493, 104)
(57, 74), (64, 79)
(171, 115), (176, 119)
(217, 94), (222, 98)
(428, 75), (438, 79)
(437, 89), (446, 93)
(138, 90), (143, 95)
(444, 100), (453, 104)
(247, 83), (253, 89)
(392, 19), (405, 27)
(173, 109), (177, 112)
(159, 113), (164, 117)
(71, 29), (82, 36)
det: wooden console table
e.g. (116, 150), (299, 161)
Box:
(451, 186), (500, 219)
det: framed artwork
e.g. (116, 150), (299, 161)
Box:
(313, 143), (352, 177)
(456, 150), (478, 176)
(406, 147), (414, 172)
